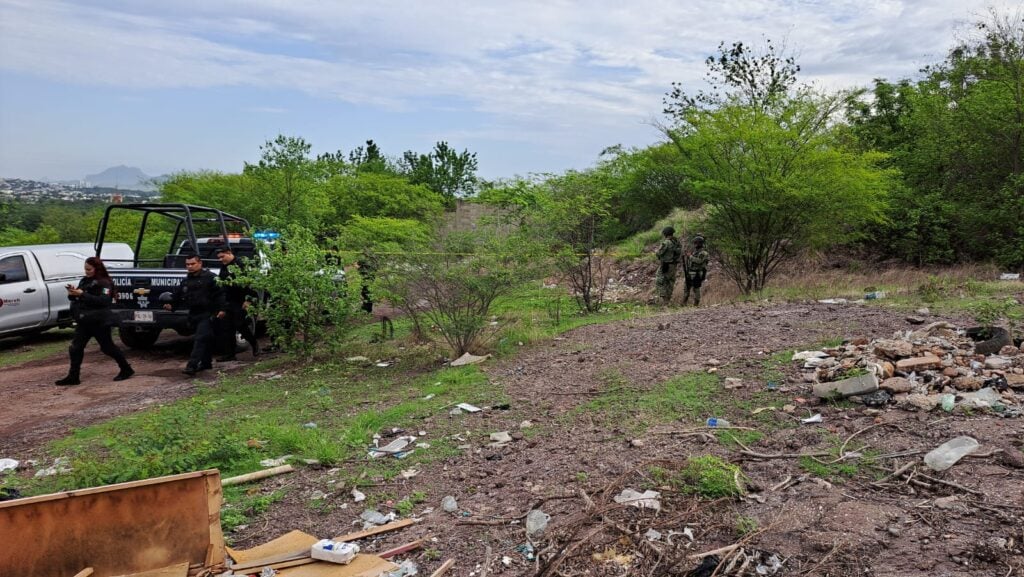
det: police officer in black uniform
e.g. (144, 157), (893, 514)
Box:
(214, 247), (259, 361)
(56, 256), (134, 385)
(163, 254), (226, 376)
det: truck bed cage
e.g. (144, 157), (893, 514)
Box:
(94, 203), (251, 268)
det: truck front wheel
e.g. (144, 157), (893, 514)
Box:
(119, 327), (161, 349)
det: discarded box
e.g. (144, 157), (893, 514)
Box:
(312, 539), (359, 564)
(0, 470), (225, 577)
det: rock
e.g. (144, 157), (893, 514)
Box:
(960, 387), (1002, 408)
(441, 496), (458, 513)
(915, 307), (930, 315)
(1000, 446), (1024, 469)
(792, 351), (828, 361)
(724, 377), (743, 389)
(706, 358), (721, 366)
(942, 367), (959, 378)
(880, 377), (912, 393)
(952, 376), (986, 391)
(813, 373), (878, 398)
(896, 355), (942, 372)
(519, 420), (534, 429)
(879, 361), (894, 378)
(629, 439), (644, 448)
(934, 496), (959, 509)
(1006, 374), (1024, 388)
(900, 393), (942, 411)
(905, 316), (926, 325)
(984, 356), (1013, 370)
(999, 345), (1021, 356)
(872, 338), (913, 360)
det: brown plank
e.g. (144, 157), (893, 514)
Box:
(332, 518), (418, 542)
(112, 562), (190, 577)
(0, 470), (224, 577)
(276, 555), (397, 577)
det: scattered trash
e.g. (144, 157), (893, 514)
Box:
(924, 436), (979, 471)
(259, 455), (292, 467)
(501, 556), (513, 567)
(941, 394), (956, 412)
(515, 543), (536, 561)
(352, 489), (366, 503)
(592, 548), (633, 566)
(644, 528), (662, 541)
(525, 509), (550, 539)
(376, 362), (392, 368)
(865, 290), (886, 300)
(33, 457), (71, 478)
(260, 567), (278, 577)
(382, 559), (418, 577)
(360, 509), (396, 526)
(369, 436), (417, 459)
(960, 387), (1003, 408)
(441, 496), (458, 513)
(801, 414), (823, 424)
(0, 458), (18, 473)
(705, 417), (730, 427)
(724, 377), (743, 389)
(311, 539), (359, 564)
(450, 352), (491, 367)
(817, 298), (848, 304)
(613, 488), (661, 511)
(755, 553), (784, 575)
(310, 490), (328, 501)
(422, 393), (436, 400)
(999, 273), (1021, 281)
(400, 468), (420, 479)
(345, 356), (370, 364)
(302, 422), (318, 429)
(860, 389), (892, 407)
(455, 403), (482, 413)
(519, 420), (533, 429)
(686, 555), (720, 577)
(682, 527), (695, 541)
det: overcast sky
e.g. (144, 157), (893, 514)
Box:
(0, 0), (1016, 182)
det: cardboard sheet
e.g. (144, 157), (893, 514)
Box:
(226, 529), (319, 566)
(277, 555), (398, 577)
(113, 561), (189, 577)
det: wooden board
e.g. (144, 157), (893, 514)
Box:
(113, 561), (190, 577)
(277, 555), (398, 577)
(0, 470), (225, 577)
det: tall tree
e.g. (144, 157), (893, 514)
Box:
(243, 135), (328, 228)
(400, 141), (479, 207)
(665, 40), (891, 293)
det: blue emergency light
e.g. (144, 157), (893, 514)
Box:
(253, 231), (280, 240)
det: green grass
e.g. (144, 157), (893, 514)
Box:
(797, 434), (879, 482)
(649, 456), (744, 499)
(221, 487), (287, 533)
(576, 370), (723, 431)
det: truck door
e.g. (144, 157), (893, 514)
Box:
(0, 253), (48, 333)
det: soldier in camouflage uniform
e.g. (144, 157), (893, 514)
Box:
(682, 235), (709, 306)
(654, 226), (683, 305)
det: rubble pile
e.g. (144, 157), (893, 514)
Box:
(796, 321), (1024, 414)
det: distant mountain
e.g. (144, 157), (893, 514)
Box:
(85, 165), (156, 190)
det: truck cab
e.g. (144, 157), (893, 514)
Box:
(94, 203), (260, 349)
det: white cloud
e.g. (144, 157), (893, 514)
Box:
(0, 0), (1018, 177)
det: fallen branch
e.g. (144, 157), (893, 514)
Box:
(738, 449), (830, 459)
(872, 460), (918, 486)
(800, 541), (843, 575)
(380, 538), (427, 559)
(221, 464), (295, 486)
(428, 559), (455, 577)
(481, 544), (493, 577)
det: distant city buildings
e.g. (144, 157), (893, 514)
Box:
(0, 178), (157, 203)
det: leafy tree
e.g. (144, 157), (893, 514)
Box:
(593, 143), (695, 237)
(243, 135), (329, 228)
(325, 173), (444, 229)
(665, 41), (892, 293)
(348, 140), (393, 174)
(159, 171), (258, 223)
(375, 228), (540, 354)
(400, 141), (479, 207)
(233, 225), (356, 357)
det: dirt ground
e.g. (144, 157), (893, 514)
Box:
(3, 302), (1023, 576)
(0, 331), (266, 458)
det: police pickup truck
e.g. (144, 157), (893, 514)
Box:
(0, 243), (134, 339)
(95, 203), (265, 349)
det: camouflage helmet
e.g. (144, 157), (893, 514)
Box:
(661, 226), (675, 237)
(692, 235), (705, 246)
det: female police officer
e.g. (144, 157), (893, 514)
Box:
(55, 256), (134, 385)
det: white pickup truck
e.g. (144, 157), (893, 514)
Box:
(0, 243), (134, 339)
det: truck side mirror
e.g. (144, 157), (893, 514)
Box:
(0, 272), (6, 283)
(158, 292), (174, 302)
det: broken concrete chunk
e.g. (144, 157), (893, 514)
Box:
(812, 373), (878, 398)
(880, 377), (912, 394)
(984, 356), (1013, 370)
(897, 393), (943, 411)
(895, 355), (942, 372)
(952, 376), (985, 391)
(792, 350), (829, 362)
(873, 339), (913, 360)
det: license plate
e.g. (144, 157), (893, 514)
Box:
(133, 311), (154, 322)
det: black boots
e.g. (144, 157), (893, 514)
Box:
(114, 366), (135, 381)
(55, 374), (81, 386)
